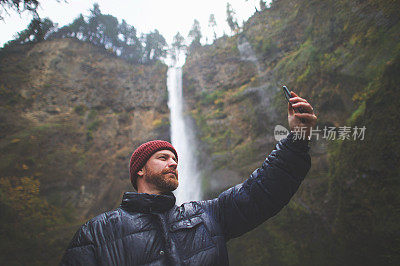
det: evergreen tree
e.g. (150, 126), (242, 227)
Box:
(143, 29), (167, 63)
(87, 3), (102, 45)
(119, 19), (142, 63)
(97, 14), (119, 49)
(5, 17), (54, 46)
(84, 4), (120, 51)
(226, 2), (239, 33)
(208, 14), (217, 42)
(68, 14), (87, 39)
(3, 2), (167, 65)
(0, 0), (39, 20)
(37, 17), (54, 40)
(259, 0), (267, 11)
(171, 32), (186, 62)
(188, 19), (202, 48)
(172, 32), (185, 51)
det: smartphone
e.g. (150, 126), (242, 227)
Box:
(283, 85), (306, 123)
(282, 85), (305, 113)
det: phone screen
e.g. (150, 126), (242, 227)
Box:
(282, 86), (292, 102)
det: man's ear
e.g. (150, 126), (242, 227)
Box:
(137, 169), (144, 177)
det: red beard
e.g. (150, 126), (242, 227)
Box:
(144, 166), (179, 192)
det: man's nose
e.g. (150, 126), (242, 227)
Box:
(167, 158), (177, 169)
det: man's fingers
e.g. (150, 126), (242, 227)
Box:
(290, 91), (306, 101)
(288, 91), (318, 134)
(291, 102), (314, 113)
(289, 96), (308, 104)
(289, 91), (314, 115)
(294, 112), (316, 118)
(294, 113), (317, 124)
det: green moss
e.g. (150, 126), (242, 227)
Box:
(87, 109), (98, 120)
(347, 101), (365, 124)
(0, 176), (72, 265)
(325, 55), (400, 265)
(255, 37), (278, 56)
(73, 104), (86, 116)
(0, 119), (85, 188)
(0, 85), (29, 107)
(87, 120), (101, 132)
(199, 90), (225, 106)
(206, 1), (400, 264)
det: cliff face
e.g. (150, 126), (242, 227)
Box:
(183, 36), (279, 196)
(0, 38), (170, 264)
(1, 38), (170, 215)
(183, 0), (400, 264)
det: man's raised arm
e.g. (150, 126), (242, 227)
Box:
(201, 91), (317, 240)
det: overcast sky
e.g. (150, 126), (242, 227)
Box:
(0, 0), (266, 47)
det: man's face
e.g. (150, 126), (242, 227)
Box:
(138, 150), (179, 193)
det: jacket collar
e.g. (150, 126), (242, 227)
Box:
(120, 191), (176, 213)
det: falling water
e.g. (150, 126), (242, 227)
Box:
(237, 35), (264, 75)
(237, 35), (278, 122)
(167, 55), (202, 205)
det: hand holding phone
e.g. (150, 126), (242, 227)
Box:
(283, 86), (317, 138)
(281, 85), (317, 139)
(282, 85), (305, 113)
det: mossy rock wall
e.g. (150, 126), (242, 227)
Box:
(0, 38), (170, 265)
(182, 0), (400, 264)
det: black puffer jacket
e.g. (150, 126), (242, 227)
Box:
(60, 133), (310, 265)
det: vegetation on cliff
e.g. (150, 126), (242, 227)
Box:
(3, 3), (167, 64)
(183, 0), (399, 264)
(0, 38), (170, 264)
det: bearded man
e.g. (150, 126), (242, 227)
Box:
(61, 92), (317, 265)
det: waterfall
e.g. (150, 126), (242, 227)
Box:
(237, 35), (264, 75)
(167, 57), (202, 205)
(237, 35), (278, 122)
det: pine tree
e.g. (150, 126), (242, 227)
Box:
(5, 17), (54, 46)
(119, 19), (142, 63)
(208, 14), (217, 42)
(171, 32), (186, 62)
(87, 3), (102, 45)
(0, 0), (39, 20)
(260, 0), (267, 11)
(172, 32), (185, 51)
(226, 3), (239, 33)
(188, 19), (202, 48)
(69, 14), (87, 39)
(143, 30), (167, 63)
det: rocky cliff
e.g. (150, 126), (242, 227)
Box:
(183, 36), (277, 196)
(0, 38), (170, 264)
(182, 0), (400, 264)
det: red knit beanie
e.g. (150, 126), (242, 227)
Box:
(129, 140), (178, 189)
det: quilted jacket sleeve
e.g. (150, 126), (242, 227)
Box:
(59, 223), (97, 266)
(203, 133), (311, 241)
